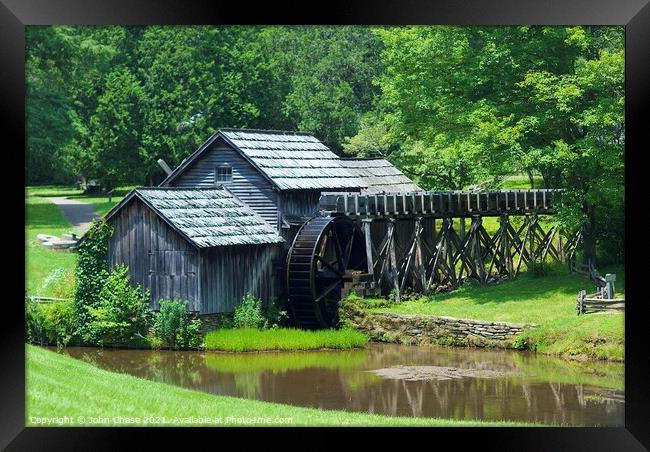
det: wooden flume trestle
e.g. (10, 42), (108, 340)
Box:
(286, 189), (583, 328)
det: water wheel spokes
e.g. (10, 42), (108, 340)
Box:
(286, 215), (367, 329)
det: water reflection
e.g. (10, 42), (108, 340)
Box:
(59, 343), (624, 426)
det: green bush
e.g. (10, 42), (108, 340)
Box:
(85, 264), (150, 347)
(512, 334), (535, 351)
(26, 299), (47, 345)
(262, 298), (288, 329)
(152, 299), (203, 350)
(25, 299), (77, 348)
(233, 292), (266, 329)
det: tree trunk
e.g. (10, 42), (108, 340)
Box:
(527, 171), (534, 189)
(582, 202), (597, 267)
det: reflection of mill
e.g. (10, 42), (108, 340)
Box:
(58, 345), (624, 426)
(357, 377), (623, 425)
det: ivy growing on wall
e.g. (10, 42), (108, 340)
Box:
(73, 218), (113, 331)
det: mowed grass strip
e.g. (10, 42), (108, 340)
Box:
(26, 345), (534, 427)
(204, 328), (369, 352)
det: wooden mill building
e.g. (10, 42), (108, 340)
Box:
(103, 128), (420, 315)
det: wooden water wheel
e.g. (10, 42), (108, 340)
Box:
(285, 215), (367, 329)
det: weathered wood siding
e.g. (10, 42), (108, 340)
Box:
(169, 138), (279, 229)
(199, 244), (283, 314)
(280, 190), (321, 218)
(108, 199), (200, 311)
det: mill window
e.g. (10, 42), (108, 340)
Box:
(215, 164), (232, 184)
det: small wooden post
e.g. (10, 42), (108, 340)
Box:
(604, 274), (616, 299)
(577, 290), (586, 315)
(414, 217), (426, 293)
(362, 219), (374, 278)
(387, 219), (400, 302)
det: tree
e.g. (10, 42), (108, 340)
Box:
(348, 25), (624, 263)
(263, 26), (383, 151)
(86, 67), (145, 189)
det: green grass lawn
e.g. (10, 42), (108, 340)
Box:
(25, 195), (77, 297)
(27, 345), (533, 427)
(498, 174), (544, 190)
(204, 328), (369, 352)
(25, 185), (135, 296)
(371, 265), (625, 361)
(27, 184), (133, 216)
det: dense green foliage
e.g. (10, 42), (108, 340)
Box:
(26, 26), (381, 185)
(26, 299), (77, 348)
(27, 25), (624, 263)
(203, 328), (368, 352)
(151, 299), (202, 350)
(85, 264), (151, 347)
(27, 345), (530, 426)
(73, 219), (113, 329)
(232, 292), (287, 329)
(345, 26), (624, 263)
(232, 293), (266, 329)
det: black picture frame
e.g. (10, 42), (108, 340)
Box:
(4, 0), (649, 449)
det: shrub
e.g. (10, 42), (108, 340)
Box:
(25, 298), (47, 345)
(512, 333), (536, 351)
(233, 292), (266, 329)
(146, 334), (164, 350)
(74, 219), (113, 330)
(25, 298), (77, 348)
(262, 298), (288, 329)
(152, 299), (203, 350)
(85, 264), (150, 347)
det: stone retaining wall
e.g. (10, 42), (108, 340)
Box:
(195, 313), (233, 335)
(343, 307), (535, 349)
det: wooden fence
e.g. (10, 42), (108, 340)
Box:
(26, 295), (70, 304)
(576, 290), (625, 315)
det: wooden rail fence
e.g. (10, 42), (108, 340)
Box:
(576, 290), (625, 314)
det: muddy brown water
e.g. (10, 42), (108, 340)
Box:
(57, 343), (624, 426)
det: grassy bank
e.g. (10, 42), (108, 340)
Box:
(204, 328), (368, 352)
(369, 266), (624, 361)
(27, 345), (532, 426)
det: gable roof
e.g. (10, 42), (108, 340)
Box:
(105, 187), (284, 248)
(340, 158), (422, 194)
(161, 128), (367, 191)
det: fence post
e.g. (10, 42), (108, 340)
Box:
(604, 274), (616, 300)
(577, 290), (586, 315)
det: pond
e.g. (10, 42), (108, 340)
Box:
(58, 343), (624, 426)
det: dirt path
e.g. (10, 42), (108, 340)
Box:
(47, 197), (101, 234)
